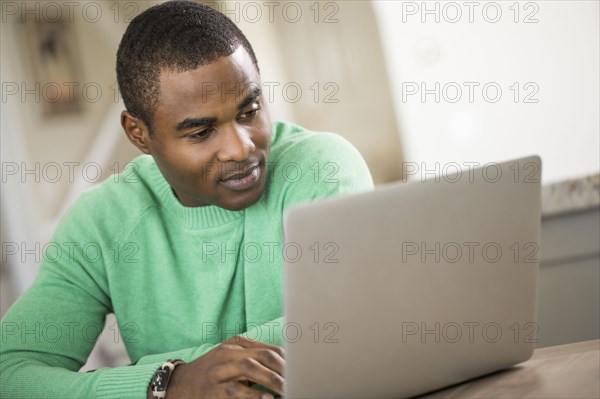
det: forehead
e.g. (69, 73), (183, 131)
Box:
(154, 47), (260, 123)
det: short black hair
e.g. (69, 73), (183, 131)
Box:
(116, 0), (259, 132)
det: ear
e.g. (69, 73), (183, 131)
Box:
(121, 110), (151, 154)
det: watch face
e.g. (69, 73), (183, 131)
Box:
(152, 369), (170, 391)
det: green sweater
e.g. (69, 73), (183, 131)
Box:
(0, 121), (373, 398)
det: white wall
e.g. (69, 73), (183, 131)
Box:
(373, 0), (599, 184)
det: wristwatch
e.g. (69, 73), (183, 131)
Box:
(150, 359), (185, 399)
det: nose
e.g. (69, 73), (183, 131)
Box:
(216, 124), (256, 162)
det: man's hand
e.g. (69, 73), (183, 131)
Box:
(160, 336), (285, 399)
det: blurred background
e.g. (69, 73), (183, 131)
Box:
(1, 0), (599, 369)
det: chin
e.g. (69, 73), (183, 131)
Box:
(219, 172), (267, 210)
(220, 185), (266, 211)
(220, 194), (261, 211)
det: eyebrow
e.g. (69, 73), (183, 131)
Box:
(175, 116), (217, 131)
(174, 86), (263, 132)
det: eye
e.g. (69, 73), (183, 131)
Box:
(187, 127), (215, 141)
(238, 101), (261, 120)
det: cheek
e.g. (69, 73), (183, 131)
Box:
(153, 144), (206, 180)
(160, 139), (209, 163)
(253, 117), (272, 148)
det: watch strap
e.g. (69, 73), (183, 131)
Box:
(151, 359), (185, 399)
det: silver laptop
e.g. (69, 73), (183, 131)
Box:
(283, 155), (542, 398)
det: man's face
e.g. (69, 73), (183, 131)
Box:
(145, 47), (271, 211)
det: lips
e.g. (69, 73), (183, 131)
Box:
(219, 162), (261, 191)
(221, 162), (260, 182)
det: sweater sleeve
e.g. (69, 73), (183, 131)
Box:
(134, 315), (286, 362)
(0, 198), (162, 399)
(0, 258), (161, 398)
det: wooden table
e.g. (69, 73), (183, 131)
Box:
(420, 339), (600, 398)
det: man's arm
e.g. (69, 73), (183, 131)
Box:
(1, 278), (286, 399)
(0, 197), (169, 398)
(0, 255), (162, 398)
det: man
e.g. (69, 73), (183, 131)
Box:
(0, 1), (373, 398)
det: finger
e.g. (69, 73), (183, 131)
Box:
(226, 336), (286, 359)
(222, 381), (275, 399)
(243, 347), (285, 376)
(217, 357), (285, 395)
(216, 342), (284, 366)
